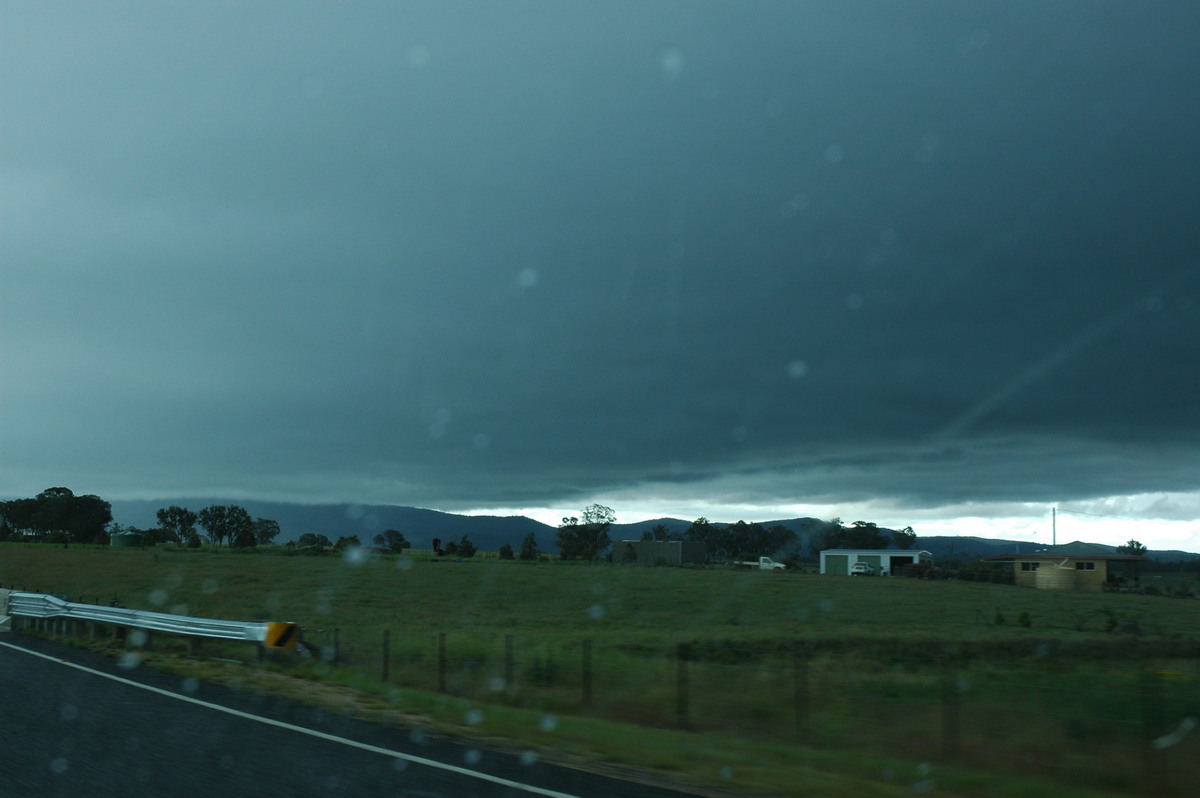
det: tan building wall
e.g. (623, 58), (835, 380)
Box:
(1013, 559), (1109, 591)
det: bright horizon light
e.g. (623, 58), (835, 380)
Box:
(460, 493), (1200, 555)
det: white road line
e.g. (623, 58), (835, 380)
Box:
(0, 640), (579, 798)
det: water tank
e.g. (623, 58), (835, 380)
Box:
(109, 531), (143, 548)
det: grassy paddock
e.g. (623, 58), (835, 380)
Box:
(3, 543), (1199, 796)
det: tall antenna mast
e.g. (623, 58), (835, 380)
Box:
(1052, 506), (1057, 546)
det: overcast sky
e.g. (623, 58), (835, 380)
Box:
(3, 2), (1198, 550)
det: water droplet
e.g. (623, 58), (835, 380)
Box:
(181, 677), (200, 694)
(409, 729), (427, 745)
(845, 293), (864, 310)
(520, 750), (538, 766)
(823, 144), (845, 164)
(392, 758), (409, 772)
(657, 45), (685, 80)
(395, 555), (413, 572)
(719, 766), (734, 780)
(118, 652), (141, 670)
(819, 598), (835, 613)
(779, 193), (811, 217)
(464, 749), (483, 765)
(301, 76), (323, 99)
(129, 629), (149, 648)
(587, 603), (605, 620)
(785, 360), (808, 380)
(202, 579), (219, 595)
(407, 45), (431, 67)
(516, 268), (539, 289)
(171, 603), (188, 616)
(488, 676), (506, 692)
(539, 714), (558, 733)
(465, 709), (484, 725)
(60, 704), (78, 721)
(49, 758), (69, 775)
(342, 545), (368, 566)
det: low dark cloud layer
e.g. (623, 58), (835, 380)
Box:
(3, 2), (1198, 527)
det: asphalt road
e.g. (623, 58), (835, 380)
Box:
(0, 634), (706, 798)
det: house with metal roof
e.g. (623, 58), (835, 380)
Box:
(981, 541), (1146, 591)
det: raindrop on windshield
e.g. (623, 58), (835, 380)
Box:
(657, 45), (684, 80)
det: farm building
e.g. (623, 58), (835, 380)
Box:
(614, 539), (707, 566)
(819, 549), (933, 575)
(981, 541), (1146, 592)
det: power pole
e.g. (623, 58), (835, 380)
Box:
(1052, 506), (1057, 546)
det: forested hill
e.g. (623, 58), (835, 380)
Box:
(107, 500), (1199, 561)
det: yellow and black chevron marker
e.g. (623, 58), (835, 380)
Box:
(265, 622), (299, 649)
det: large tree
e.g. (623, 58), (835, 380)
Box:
(556, 504), (614, 560)
(373, 529), (411, 553)
(519, 532), (540, 561)
(198, 505), (254, 547)
(892, 526), (917, 550)
(253, 517), (281, 546)
(156, 506), (198, 544)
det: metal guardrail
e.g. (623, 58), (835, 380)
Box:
(4, 591), (290, 645)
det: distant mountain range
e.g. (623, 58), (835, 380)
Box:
(109, 499), (1199, 561)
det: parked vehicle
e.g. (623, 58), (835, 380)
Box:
(737, 556), (787, 571)
(850, 562), (876, 576)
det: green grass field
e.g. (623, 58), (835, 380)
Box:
(4, 544), (1199, 797)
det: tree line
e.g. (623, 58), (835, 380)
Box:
(0, 487), (112, 544)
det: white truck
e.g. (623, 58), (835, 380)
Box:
(736, 556), (787, 571)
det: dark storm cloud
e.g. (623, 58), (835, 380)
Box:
(2, 2), (1198, 514)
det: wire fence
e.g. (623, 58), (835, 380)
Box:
(11, 598), (1199, 795)
(288, 626), (1199, 794)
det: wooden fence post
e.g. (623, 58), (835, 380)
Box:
(582, 639), (593, 709)
(1141, 670), (1166, 787)
(676, 643), (690, 731)
(438, 633), (447, 693)
(505, 634), (514, 691)
(941, 655), (960, 756)
(793, 647), (810, 741)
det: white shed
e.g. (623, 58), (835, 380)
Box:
(819, 549), (933, 576)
